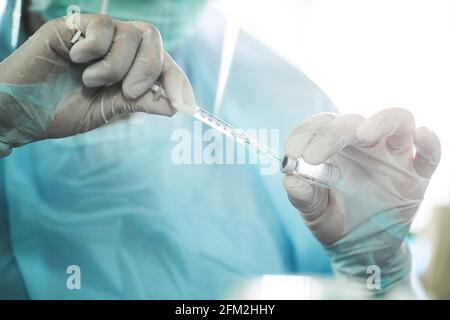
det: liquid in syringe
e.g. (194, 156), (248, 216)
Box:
(150, 83), (340, 188)
(192, 107), (283, 162)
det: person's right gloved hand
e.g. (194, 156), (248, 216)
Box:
(0, 13), (197, 157)
(283, 109), (441, 294)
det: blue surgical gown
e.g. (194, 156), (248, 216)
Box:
(0, 4), (335, 299)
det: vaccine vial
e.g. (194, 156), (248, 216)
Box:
(281, 155), (340, 188)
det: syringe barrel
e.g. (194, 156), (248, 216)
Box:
(281, 155), (340, 188)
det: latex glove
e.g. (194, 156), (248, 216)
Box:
(283, 108), (441, 293)
(0, 14), (196, 157)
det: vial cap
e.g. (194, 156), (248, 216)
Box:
(281, 156), (298, 174)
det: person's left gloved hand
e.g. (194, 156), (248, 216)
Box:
(0, 14), (196, 157)
(283, 108), (441, 293)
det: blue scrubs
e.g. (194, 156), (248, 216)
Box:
(0, 3), (334, 299)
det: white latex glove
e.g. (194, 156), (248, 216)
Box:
(283, 108), (441, 292)
(0, 14), (196, 156)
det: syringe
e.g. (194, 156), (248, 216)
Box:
(66, 23), (339, 188)
(149, 83), (340, 188)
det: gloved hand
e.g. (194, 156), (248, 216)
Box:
(283, 108), (441, 293)
(0, 14), (196, 157)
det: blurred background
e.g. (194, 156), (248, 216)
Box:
(214, 0), (450, 298)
